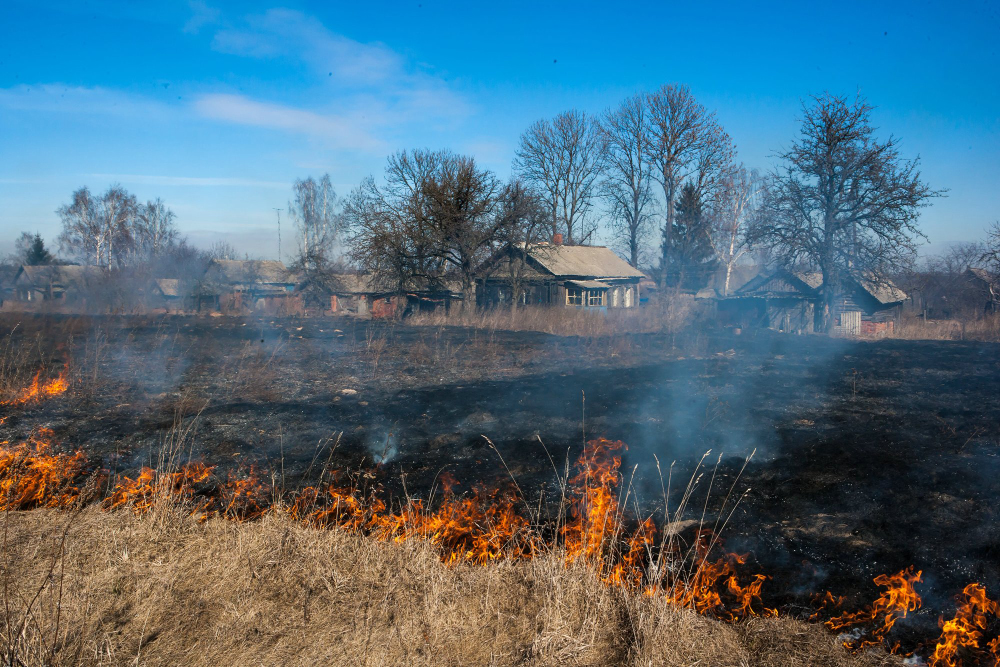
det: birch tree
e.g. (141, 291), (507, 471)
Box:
(711, 166), (763, 295)
(289, 174), (340, 273)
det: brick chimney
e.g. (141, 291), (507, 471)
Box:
(552, 233), (563, 245)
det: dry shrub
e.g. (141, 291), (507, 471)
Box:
(409, 293), (702, 338)
(1, 507), (903, 667)
(892, 313), (1000, 342)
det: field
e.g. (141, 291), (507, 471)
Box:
(2, 313), (999, 664)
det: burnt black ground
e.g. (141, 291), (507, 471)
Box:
(3, 314), (998, 647)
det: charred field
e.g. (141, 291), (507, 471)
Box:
(3, 312), (1000, 659)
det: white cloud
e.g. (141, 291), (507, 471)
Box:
(193, 93), (385, 152)
(88, 173), (287, 188)
(196, 8), (472, 145)
(0, 84), (171, 119)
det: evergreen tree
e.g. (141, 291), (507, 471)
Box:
(12, 232), (54, 266)
(662, 184), (716, 289)
(26, 233), (54, 265)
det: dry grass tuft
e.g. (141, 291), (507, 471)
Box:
(1, 507), (902, 667)
(891, 313), (1000, 342)
(408, 295), (701, 337)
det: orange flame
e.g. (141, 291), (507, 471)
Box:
(820, 566), (923, 651)
(930, 583), (1000, 667)
(0, 428), (88, 510)
(1, 365), (70, 406)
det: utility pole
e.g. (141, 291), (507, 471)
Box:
(273, 208), (283, 263)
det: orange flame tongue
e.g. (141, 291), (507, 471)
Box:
(930, 583), (1000, 667)
(822, 566), (923, 651)
(0, 428), (87, 510)
(1, 364), (70, 406)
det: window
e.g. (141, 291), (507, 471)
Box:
(587, 290), (605, 307)
(566, 287), (583, 305)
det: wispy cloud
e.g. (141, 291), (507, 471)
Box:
(88, 173), (287, 188)
(0, 84), (171, 119)
(192, 8), (471, 148)
(193, 93), (385, 152)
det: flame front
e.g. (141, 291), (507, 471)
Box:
(8, 431), (1000, 663)
(1, 364), (70, 406)
(0, 428), (88, 510)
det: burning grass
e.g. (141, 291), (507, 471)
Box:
(3, 433), (1000, 665)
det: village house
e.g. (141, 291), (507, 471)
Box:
(319, 274), (462, 318)
(196, 259), (303, 316)
(12, 265), (104, 303)
(964, 267), (999, 314)
(476, 238), (644, 310)
(717, 268), (907, 335)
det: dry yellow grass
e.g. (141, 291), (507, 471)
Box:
(891, 313), (1000, 341)
(1, 506), (904, 667)
(408, 295), (700, 337)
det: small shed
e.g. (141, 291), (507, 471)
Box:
(324, 274), (462, 319)
(477, 240), (644, 310)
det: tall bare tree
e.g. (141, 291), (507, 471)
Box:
(645, 84), (734, 284)
(710, 166), (763, 295)
(492, 180), (548, 311)
(134, 198), (178, 262)
(58, 185), (138, 268)
(600, 94), (654, 267)
(289, 174), (340, 272)
(750, 93), (943, 331)
(515, 109), (604, 244)
(345, 149), (449, 294)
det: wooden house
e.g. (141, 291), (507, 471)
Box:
(477, 241), (644, 310)
(718, 268), (907, 335)
(322, 274), (462, 318)
(13, 265), (103, 303)
(196, 259), (303, 316)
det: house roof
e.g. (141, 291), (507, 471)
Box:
(735, 268), (907, 305)
(154, 278), (181, 297)
(203, 259), (296, 285)
(525, 244), (644, 279)
(15, 265), (103, 289)
(857, 278), (908, 306)
(966, 267), (997, 285)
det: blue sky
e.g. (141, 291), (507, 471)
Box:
(1, 0), (997, 260)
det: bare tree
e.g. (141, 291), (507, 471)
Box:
(345, 149), (449, 294)
(135, 198), (178, 259)
(289, 174), (340, 272)
(515, 109), (604, 244)
(600, 94), (655, 267)
(419, 155), (506, 307)
(645, 84), (735, 284)
(492, 181), (548, 311)
(347, 151), (542, 311)
(710, 166), (763, 295)
(205, 240), (241, 261)
(980, 223), (1000, 278)
(750, 93), (943, 332)
(58, 185), (139, 268)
